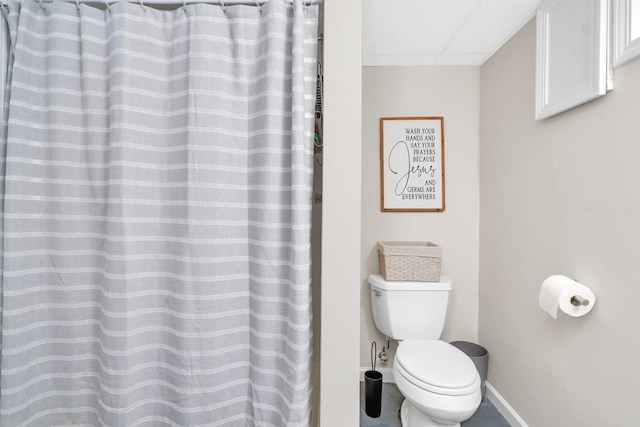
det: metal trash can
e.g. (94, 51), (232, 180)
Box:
(450, 341), (488, 400)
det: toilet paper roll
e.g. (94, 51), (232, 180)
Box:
(539, 275), (596, 319)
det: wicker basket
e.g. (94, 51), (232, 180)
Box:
(377, 241), (442, 282)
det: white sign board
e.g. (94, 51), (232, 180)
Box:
(380, 117), (445, 212)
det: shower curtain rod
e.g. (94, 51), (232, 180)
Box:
(13, 0), (322, 5)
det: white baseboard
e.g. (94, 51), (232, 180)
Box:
(359, 367), (395, 383)
(485, 382), (528, 427)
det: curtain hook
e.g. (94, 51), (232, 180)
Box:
(75, 0), (80, 10)
(103, 0), (111, 16)
(182, 0), (187, 15)
(255, 1), (262, 15)
(37, 0), (43, 10)
(138, 0), (146, 13)
(220, 0), (226, 14)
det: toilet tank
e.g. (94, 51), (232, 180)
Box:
(368, 274), (452, 340)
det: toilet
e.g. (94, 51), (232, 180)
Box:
(369, 274), (481, 427)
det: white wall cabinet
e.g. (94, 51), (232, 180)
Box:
(535, 0), (610, 120)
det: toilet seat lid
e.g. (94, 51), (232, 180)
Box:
(396, 340), (479, 394)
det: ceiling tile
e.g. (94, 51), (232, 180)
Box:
(363, 0), (543, 66)
(363, 0), (477, 57)
(444, 0), (541, 58)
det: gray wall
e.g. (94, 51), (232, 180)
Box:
(480, 19), (640, 426)
(361, 66), (480, 368)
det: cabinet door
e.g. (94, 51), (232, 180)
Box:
(535, 0), (609, 120)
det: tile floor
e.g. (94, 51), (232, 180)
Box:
(360, 382), (511, 427)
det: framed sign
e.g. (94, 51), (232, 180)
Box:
(380, 117), (445, 212)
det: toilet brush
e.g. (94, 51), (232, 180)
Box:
(364, 341), (383, 418)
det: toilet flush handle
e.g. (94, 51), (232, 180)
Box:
(372, 289), (382, 297)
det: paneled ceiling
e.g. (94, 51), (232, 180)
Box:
(363, 0), (544, 66)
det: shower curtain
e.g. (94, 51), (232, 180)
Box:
(0, 0), (318, 425)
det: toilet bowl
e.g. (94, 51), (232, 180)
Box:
(393, 340), (481, 427)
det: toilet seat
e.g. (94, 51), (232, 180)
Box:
(395, 340), (479, 396)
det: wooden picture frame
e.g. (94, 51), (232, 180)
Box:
(535, 0), (610, 120)
(379, 117), (445, 212)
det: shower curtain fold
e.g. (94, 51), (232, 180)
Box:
(0, 0), (318, 425)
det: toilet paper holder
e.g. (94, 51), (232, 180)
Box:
(570, 295), (589, 306)
(540, 275), (596, 319)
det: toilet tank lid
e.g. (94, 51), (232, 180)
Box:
(368, 274), (452, 291)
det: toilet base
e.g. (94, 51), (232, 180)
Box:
(400, 399), (460, 427)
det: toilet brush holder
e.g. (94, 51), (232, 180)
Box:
(364, 370), (382, 418)
(365, 341), (383, 418)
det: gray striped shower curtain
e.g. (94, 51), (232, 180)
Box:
(0, 0), (318, 425)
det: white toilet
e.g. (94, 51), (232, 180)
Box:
(369, 274), (481, 427)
